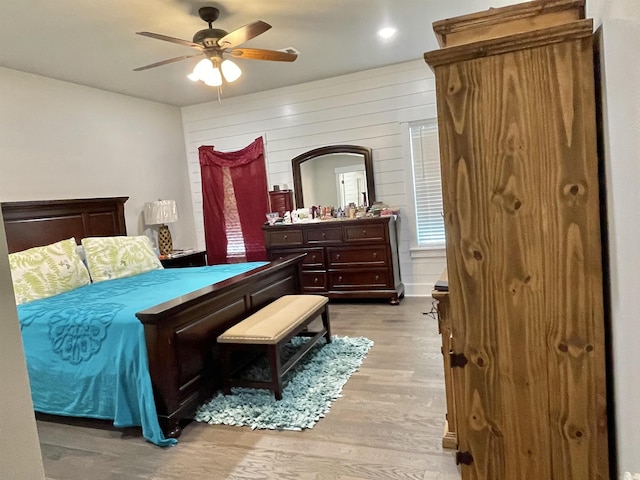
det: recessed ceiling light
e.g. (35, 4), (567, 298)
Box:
(378, 27), (397, 39)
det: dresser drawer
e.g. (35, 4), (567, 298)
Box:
(305, 227), (342, 244)
(344, 224), (386, 242)
(329, 269), (390, 289)
(269, 248), (324, 269)
(302, 271), (327, 292)
(327, 246), (387, 268)
(264, 229), (303, 247)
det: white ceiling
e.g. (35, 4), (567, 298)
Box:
(1, 0), (520, 107)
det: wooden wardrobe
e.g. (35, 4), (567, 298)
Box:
(424, 1), (610, 478)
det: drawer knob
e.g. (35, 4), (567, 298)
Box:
(314, 277), (319, 284)
(363, 229), (367, 235)
(322, 233), (326, 238)
(375, 275), (380, 280)
(311, 255), (316, 261)
(338, 275), (343, 281)
(373, 252), (377, 258)
(336, 253), (340, 259)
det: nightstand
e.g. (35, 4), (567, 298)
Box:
(160, 250), (207, 268)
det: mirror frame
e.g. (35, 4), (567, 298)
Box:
(291, 145), (376, 209)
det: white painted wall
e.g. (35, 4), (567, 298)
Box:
(0, 67), (197, 250)
(0, 210), (44, 479)
(180, 60), (448, 296)
(588, 1), (640, 477)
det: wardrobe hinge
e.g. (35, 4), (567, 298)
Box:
(456, 451), (474, 465)
(449, 351), (468, 368)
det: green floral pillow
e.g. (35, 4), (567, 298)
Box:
(9, 237), (91, 305)
(82, 235), (163, 283)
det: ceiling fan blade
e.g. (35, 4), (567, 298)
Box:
(133, 54), (202, 71)
(229, 48), (298, 62)
(136, 31), (203, 50)
(217, 21), (271, 48)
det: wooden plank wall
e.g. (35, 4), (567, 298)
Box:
(180, 59), (446, 296)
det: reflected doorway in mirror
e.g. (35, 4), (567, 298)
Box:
(336, 163), (366, 209)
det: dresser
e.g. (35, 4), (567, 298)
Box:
(424, 1), (609, 478)
(262, 216), (404, 304)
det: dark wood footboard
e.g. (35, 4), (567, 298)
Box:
(135, 253), (305, 437)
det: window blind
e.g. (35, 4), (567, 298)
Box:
(409, 120), (445, 248)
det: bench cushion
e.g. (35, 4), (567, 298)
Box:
(217, 295), (328, 345)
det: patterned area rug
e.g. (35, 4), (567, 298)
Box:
(194, 336), (373, 431)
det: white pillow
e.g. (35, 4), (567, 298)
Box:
(8, 237), (91, 305)
(82, 235), (163, 283)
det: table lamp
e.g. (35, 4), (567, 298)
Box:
(144, 200), (179, 256)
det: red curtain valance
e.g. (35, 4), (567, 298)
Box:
(199, 137), (269, 264)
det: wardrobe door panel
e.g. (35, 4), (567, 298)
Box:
(428, 10), (608, 479)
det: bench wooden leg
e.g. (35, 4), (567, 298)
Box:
(220, 344), (232, 395)
(267, 345), (283, 400)
(322, 306), (332, 344)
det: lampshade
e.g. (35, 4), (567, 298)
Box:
(187, 57), (241, 87)
(144, 200), (179, 226)
(221, 59), (242, 82)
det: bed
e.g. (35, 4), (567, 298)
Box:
(2, 197), (305, 445)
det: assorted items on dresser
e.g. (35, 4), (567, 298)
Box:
(265, 201), (398, 226)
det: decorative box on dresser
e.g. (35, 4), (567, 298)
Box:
(268, 189), (293, 217)
(262, 216), (404, 304)
(424, 1), (610, 479)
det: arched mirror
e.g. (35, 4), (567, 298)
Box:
(292, 145), (375, 209)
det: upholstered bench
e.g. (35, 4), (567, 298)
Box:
(217, 294), (331, 400)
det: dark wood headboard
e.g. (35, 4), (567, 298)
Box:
(1, 197), (128, 253)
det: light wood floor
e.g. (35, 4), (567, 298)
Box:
(37, 296), (461, 480)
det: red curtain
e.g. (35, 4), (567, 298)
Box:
(199, 137), (269, 264)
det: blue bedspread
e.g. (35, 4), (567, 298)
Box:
(16, 262), (267, 447)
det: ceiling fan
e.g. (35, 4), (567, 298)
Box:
(134, 6), (298, 87)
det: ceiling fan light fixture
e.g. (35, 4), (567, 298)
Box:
(221, 59), (242, 82)
(135, 8), (291, 93)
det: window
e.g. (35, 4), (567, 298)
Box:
(409, 120), (445, 249)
